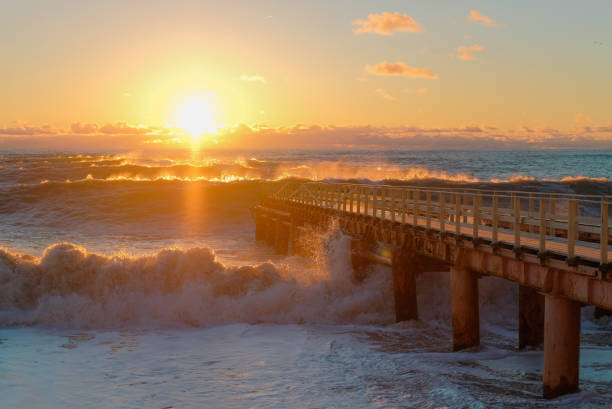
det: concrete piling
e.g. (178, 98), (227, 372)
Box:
(350, 239), (372, 282)
(451, 265), (480, 351)
(391, 249), (419, 322)
(542, 295), (581, 398)
(255, 213), (266, 241)
(265, 217), (276, 246)
(518, 285), (545, 349)
(274, 220), (290, 255)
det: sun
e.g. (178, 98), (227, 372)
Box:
(174, 95), (217, 137)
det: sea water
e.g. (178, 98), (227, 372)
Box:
(1, 150), (611, 408)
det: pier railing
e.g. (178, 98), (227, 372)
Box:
(270, 181), (611, 266)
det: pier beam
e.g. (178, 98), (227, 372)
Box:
(451, 265), (480, 351)
(391, 249), (418, 322)
(519, 285), (544, 349)
(274, 220), (290, 255)
(542, 294), (581, 398)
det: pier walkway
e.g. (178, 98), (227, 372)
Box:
(252, 181), (612, 399)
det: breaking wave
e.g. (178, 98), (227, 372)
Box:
(2, 152), (610, 187)
(0, 232), (395, 328)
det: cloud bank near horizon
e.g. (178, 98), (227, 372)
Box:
(1, 122), (611, 151)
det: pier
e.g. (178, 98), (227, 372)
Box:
(253, 181), (612, 399)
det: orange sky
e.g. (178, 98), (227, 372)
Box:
(1, 1), (611, 150)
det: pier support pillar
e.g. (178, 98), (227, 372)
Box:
(274, 220), (290, 255)
(290, 225), (305, 256)
(265, 217), (276, 246)
(391, 249), (418, 322)
(519, 285), (544, 349)
(451, 265), (480, 351)
(255, 213), (266, 241)
(288, 221), (298, 255)
(350, 239), (372, 282)
(543, 295), (581, 398)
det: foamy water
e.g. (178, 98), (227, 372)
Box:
(1, 150), (611, 408)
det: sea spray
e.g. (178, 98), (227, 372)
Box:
(0, 229), (395, 327)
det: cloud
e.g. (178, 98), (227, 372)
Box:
(366, 61), (438, 79)
(353, 12), (423, 35)
(375, 89), (396, 101)
(2, 121), (611, 151)
(403, 88), (428, 95)
(0, 123), (57, 136)
(467, 10), (497, 27)
(210, 124), (612, 150)
(71, 122), (99, 134)
(452, 44), (485, 61)
(239, 74), (266, 84)
(99, 122), (151, 135)
(575, 113), (592, 123)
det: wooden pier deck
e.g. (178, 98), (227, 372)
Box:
(252, 181), (612, 399)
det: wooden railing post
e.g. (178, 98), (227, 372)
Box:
(514, 194), (521, 249)
(440, 191), (446, 235)
(602, 198), (609, 266)
(401, 190), (407, 224)
(455, 193), (461, 237)
(426, 191), (431, 230)
(529, 193), (535, 233)
(473, 193), (480, 240)
(549, 194), (557, 236)
(568, 199), (578, 260)
(391, 189), (396, 222)
(492, 193), (499, 244)
(413, 190), (418, 226)
(372, 187), (378, 217)
(540, 198), (547, 255)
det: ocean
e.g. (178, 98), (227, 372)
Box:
(1, 149), (611, 408)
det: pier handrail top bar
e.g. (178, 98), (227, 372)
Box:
(273, 180), (611, 204)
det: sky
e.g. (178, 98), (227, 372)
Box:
(1, 0), (611, 150)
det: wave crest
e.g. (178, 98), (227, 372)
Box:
(0, 238), (394, 328)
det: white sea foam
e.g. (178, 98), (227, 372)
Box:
(0, 229), (397, 328)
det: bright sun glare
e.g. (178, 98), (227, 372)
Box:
(174, 95), (217, 137)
